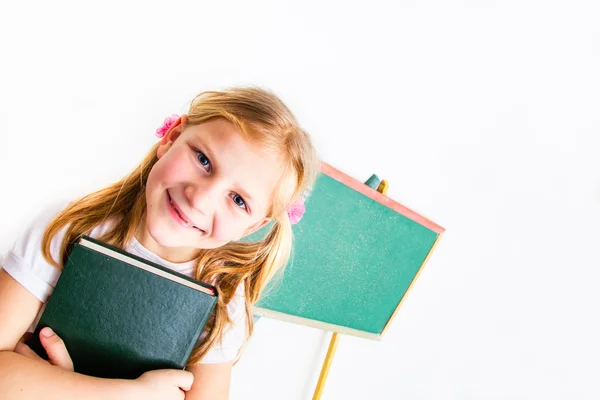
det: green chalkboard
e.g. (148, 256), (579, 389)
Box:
(245, 163), (444, 339)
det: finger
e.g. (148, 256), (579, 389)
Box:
(14, 341), (45, 361)
(40, 327), (74, 371)
(182, 371), (194, 391)
(172, 370), (194, 391)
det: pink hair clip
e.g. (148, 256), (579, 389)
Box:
(286, 198), (306, 225)
(155, 114), (180, 138)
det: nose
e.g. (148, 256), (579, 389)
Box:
(183, 181), (220, 217)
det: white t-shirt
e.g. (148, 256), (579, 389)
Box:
(1, 201), (247, 364)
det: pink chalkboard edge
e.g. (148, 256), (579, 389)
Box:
(321, 162), (446, 234)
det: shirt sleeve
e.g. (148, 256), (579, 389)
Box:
(2, 201), (70, 304)
(198, 284), (248, 364)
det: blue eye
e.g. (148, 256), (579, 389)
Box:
(196, 151), (211, 172)
(231, 193), (247, 210)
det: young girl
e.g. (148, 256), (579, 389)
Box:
(0, 87), (320, 400)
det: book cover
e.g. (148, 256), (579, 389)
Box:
(27, 235), (217, 379)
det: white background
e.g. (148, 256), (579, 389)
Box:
(1, 1), (599, 399)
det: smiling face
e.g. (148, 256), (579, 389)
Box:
(138, 116), (286, 263)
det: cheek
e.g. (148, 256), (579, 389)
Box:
(145, 165), (161, 197)
(148, 151), (189, 189)
(211, 215), (249, 241)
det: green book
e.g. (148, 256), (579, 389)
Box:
(27, 235), (217, 379)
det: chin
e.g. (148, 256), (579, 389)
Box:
(143, 216), (182, 247)
(145, 226), (179, 248)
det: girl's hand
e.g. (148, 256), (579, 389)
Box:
(133, 369), (194, 400)
(17, 329), (193, 400)
(15, 327), (74, 371)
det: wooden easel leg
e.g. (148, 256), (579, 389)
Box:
(312, 332), (340, 400)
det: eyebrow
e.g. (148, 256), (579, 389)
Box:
(192, 135), (257, 211)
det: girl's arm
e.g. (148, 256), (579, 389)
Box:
(185, 361), (234, 400)
(0, 351), (139, 399)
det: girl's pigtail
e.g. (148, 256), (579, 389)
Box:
(246, 214), (293, 304)
(234, 214), (294, 365)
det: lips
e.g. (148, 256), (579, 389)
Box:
(166, 190), (204, 232)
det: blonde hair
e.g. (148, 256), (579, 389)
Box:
(41, 86), (320, 365)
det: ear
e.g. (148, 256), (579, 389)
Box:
(242, 217), (272, 237)
(157, 115), (189, 159)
